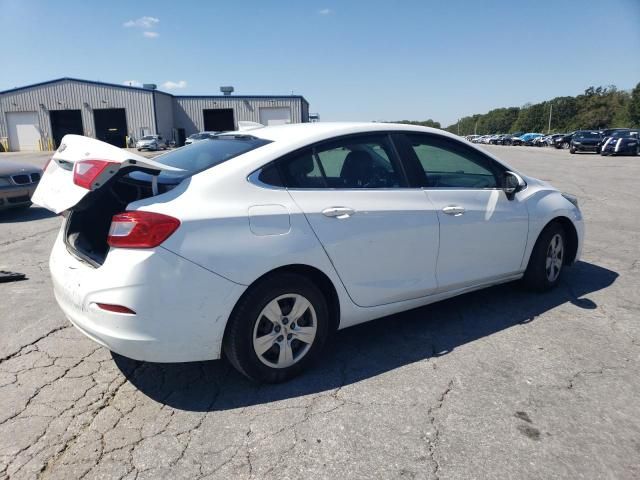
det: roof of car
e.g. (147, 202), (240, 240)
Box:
(242, 122), (456, 144)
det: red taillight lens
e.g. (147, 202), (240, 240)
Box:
(107, 211), (180, 248)
(95, 303), (136, 314)
(73, 159), (118, 190)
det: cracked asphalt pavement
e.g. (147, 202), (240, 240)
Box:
(1, 146), (638, 479)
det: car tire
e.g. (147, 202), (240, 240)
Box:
(563, 142), (570, 149)
(223, 272), (330, 383)
(137, 148), (141, 151)
(569, 146), (576, 154)
(523, 223), (566, 292)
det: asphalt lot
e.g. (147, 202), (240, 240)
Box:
(1, 145), (639, 479)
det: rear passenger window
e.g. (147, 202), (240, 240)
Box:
(280, 135), (404, 188)
(279, 150), (326, 188)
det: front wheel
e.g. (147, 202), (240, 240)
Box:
(523, 223), (566, 292)
(223, 273), (330, 383)
(569, 146), (576, 154)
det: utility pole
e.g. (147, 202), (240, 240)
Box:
(548, 103), (553, 133)
(474, 119), (478, 135)
(457, 119), (460, 136)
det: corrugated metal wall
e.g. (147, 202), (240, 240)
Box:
(0, 79), (311, 150)
(174, 97), (304, 135)
(153, 91), (174, 140)
(0, 80), (155, 149)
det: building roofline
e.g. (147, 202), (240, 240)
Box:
(175, 95), (308, 102)
(0, 77), (163, 95)
(0, 77), (309, 105)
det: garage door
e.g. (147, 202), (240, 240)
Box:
(6, 112), (41, 151)
(259, 107), (291, 126)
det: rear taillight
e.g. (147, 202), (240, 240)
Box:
(73, 159), (118, 190)
(107, 211), (180, 248)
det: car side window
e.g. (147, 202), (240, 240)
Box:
(279, 135), (404, 189)
(279, 149), (327, 188)
(406, 134), (502, 189)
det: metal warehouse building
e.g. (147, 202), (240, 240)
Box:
(0, 78), (310, 151)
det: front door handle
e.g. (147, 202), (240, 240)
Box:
(442, 205), (465, 216)
(322, 207), (355, 219)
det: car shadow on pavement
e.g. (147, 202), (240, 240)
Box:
(0, 206), (57, 223)
(113, 260), (617, 411)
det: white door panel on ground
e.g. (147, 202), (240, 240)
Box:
(7, 111), (40, 151)
(288, 190), (440, 307)
(425, 189), (529, 289)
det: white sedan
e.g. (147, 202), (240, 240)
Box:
(32, 123), (584, 383)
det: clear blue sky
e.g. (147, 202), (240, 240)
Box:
(1, 0), (639, 126)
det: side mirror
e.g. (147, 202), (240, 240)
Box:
(503, 171), (526, 199)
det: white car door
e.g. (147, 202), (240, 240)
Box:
(281, 134), (440, 308)
(400, 133), (529, 290)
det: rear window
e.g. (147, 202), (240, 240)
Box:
(155, 136), (271, 175)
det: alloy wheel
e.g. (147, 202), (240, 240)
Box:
(545, 233), (564, 282)
(252, 294), (317, 369)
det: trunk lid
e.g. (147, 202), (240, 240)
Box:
(32, 134), (183, 214)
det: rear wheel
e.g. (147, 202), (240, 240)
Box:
(523, 223), (566, 291)
(223, 273), (330, 383)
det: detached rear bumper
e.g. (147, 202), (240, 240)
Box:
(50, 230), (246, 362)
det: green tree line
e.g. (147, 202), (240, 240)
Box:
(442, 83), (640, 135)
(391, 119), (442, 128)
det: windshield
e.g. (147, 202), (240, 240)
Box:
(141, 136), (155, 140)
(610, 130), (632, 138)
(190, 133), (209, 140)
(576, 131), (600, 139)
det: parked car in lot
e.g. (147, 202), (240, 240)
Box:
(499, 134), (517, 146)
(0, 160), (42, 210)
(553, 132), (575, 149)
(600, 129), (639, 156)
(135, 135), (167, 151)
(570, 130), (602, 154)
(510, 135), (525, 146)
(519, 133), (544, 146)
(184, 131), (219, 145)
(32, 124), (584, 383)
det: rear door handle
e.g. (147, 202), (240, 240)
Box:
(442, 205), (465, 216)
(322, 207), (355, 219)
